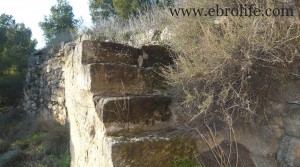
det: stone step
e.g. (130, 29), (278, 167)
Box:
(81, 40), (173, 67)
(94, 95), (172, 135)
(88, 63), (164, 96)
(106, 134), (196, 167)
(82, 40), (140, 65)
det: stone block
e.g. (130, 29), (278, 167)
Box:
(81, 41), (174, 68)
(284, 107), (300, 137)
(94, 95), (172, 135)
(89, 63), (163, 96)
(82, 40), (140, 65)
(108, 135), (196, 167)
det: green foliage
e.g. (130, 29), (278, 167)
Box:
(173, 157), (203, 167)
(0, 14), (36, 109)
(89, 0), (174, 21)
(39, 0), (79, 46)
(89, 0), (116, 21)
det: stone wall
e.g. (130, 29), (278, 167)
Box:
(23, 47), (67, 124)
(64, 39), (195, 167)
(22, 38), (300, 167)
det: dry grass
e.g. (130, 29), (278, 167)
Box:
(90, 5), (172, 45)
(2, 115), (71, 167)
(163, 0), (300, 123)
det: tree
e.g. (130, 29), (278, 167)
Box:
(39, 0), (79, 46)
(112, 0), (147, 19)
(89, 0), (116, 21)
(0, 14), (36, 109)
(89, 0), (174, 21)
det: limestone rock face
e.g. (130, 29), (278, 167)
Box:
(284, 107), (300, 137)
(64, 40), (195, 167)
(94, 95), (172, 135)
(89, 63), (160, 96)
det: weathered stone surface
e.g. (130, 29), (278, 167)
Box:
(233, 122), (285, 156)
(82, 40), (140, 65)
(278, 136), (300, 167)
(197, 141), (255, 167)
(81, 40), (173, 68)
(284, 107), (300, 137)
(109, 135), (196, 167)
(89, 63), (162, 96)
(94, 96), (172, 135)
(250, 153), (279, 167)
(141, 45), (174, 67)
(64, 40), (195, 167)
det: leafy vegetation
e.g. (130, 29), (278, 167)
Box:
(0, 14), (36, 111)
(39, 0), (80, 47)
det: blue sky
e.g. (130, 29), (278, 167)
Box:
(0, 0), (92, 49)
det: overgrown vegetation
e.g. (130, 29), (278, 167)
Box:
(0, 110), (70, 167)
(164, 0), (300, 123)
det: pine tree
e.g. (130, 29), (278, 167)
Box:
(0, 14), (36, 108)
(39, 0), (79, 46)
(89, 0), (174, 21)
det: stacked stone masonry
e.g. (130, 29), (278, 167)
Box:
(64, 40), (195, 167)
(23, 38), (300, 167)
(23, 47), (67, 124)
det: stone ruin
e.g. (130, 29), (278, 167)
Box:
(23, 38), (300, 167)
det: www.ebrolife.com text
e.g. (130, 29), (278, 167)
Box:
(169, 4), (294, 17)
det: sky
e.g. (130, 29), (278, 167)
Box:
(0, 0), (92, 49)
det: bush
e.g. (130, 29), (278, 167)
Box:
(163, 0), (300, 123)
